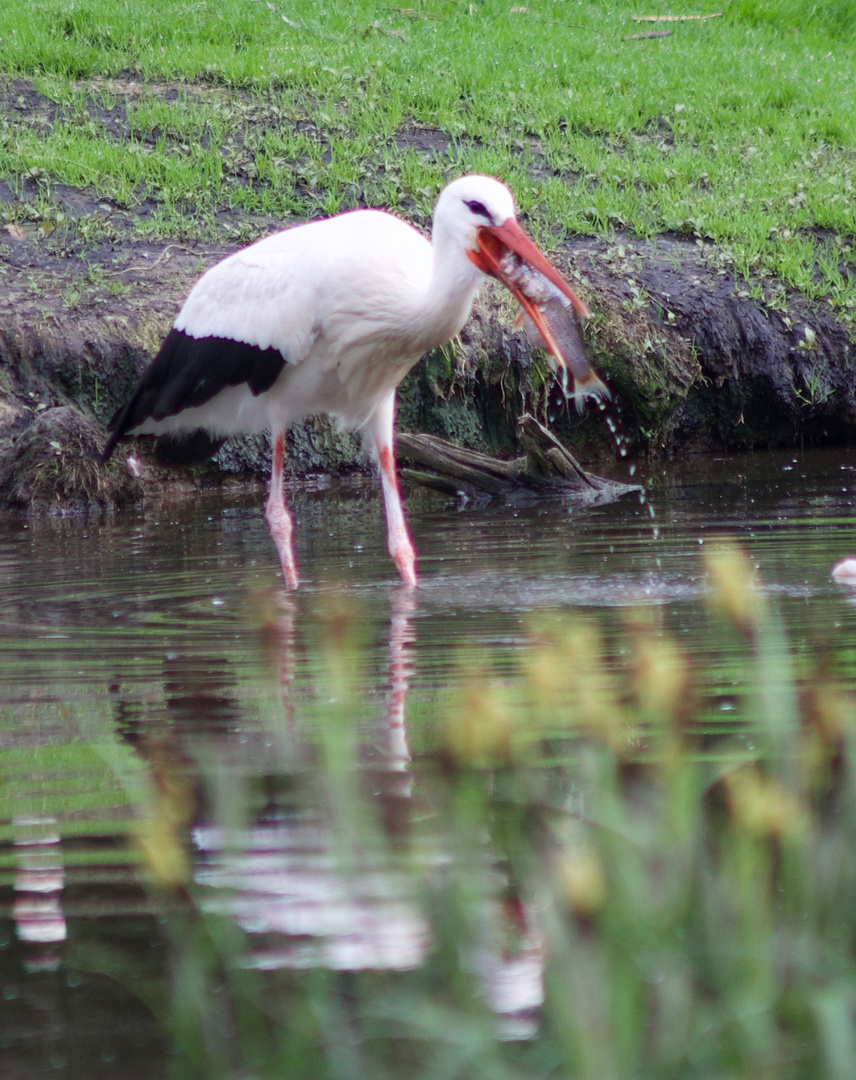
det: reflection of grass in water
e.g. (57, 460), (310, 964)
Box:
(131, 540), (856, 1079)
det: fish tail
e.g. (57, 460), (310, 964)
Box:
(567, 370), (611, 413)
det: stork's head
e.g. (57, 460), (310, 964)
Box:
(433, 174), (591, 322)
(433, 174), (517, 247)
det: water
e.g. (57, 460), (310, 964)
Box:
(2, 448), (856, 1075)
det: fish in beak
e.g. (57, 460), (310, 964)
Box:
(467, 219), (610, 410)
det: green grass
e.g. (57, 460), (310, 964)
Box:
(0, 0), (855, 322)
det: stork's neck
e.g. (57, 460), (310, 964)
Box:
(415, 220), (487, 350)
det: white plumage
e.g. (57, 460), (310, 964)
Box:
(105, 175), (599, 588)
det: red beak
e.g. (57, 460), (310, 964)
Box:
(467, 217), (608, 408)
(466, 218), (591, 326)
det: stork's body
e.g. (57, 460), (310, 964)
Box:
(104, 176), (602, 588)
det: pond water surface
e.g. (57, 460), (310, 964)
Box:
(2, 448), (856, 1076)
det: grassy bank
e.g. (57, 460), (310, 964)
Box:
(1, 0), (854, 324)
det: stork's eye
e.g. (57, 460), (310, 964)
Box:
(464, 199), (492, 222)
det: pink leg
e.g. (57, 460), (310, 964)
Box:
(265, 432), (300, 590)
(366, 393), (417, 587)
(378, 444), (417, 586)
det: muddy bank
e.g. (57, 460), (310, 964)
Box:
(1, 81), (854, 508)
(2, 211), (854, 506)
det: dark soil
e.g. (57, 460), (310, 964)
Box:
(2, 77), (854, 510)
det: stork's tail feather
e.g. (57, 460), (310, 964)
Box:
(101, 432), (120, 463)
(101, 328), (288, 462)
(102, 399), (136, 462)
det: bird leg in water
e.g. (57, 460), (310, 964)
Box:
(377, 443), (418, 587)
(265, 432), (300, 591)
(366, 394), (417, 587)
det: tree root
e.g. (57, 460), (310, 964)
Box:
(398, 414), (640, 505)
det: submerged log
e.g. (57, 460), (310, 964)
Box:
(398, 414), (640, 504)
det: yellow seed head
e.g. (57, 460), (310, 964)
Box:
(724, 766), (807, 841)
(703, 539), (764, 632)
(136, 813), (190, 889)
(631, 630), (690, 725)
(558, 847), (608, 916)
(444, 670), (516, 766)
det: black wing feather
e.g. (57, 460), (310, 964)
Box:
(103, 329), (286, 460)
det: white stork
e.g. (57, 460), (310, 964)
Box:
(103, 175), (601, 588)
